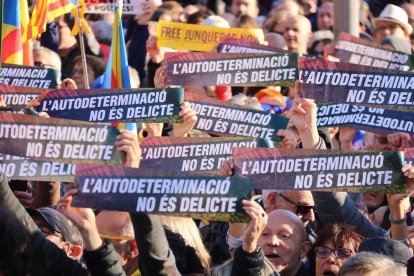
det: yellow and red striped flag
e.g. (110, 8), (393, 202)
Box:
(23, 0), (79, 43)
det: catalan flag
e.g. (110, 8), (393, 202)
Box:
(23, 0), (79, 43)
(2, 0), (33, 65)
(103, 0), (136, 132)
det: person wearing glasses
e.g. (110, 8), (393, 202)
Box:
(309, 223), (363, 276)
(262, 190), (315, 227)
(261, 190), (317, 245)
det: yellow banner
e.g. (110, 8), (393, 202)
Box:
(157, 20), (265, 52)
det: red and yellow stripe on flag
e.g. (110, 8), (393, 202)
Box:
(23, 0), (78, 43)
(2, 0), (33, 65)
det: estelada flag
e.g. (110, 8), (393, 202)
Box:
(2, 0), (33, 65)
(102, 0), (137, 132)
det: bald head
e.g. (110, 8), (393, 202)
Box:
(268, 209), (306, 242)
(265, 32), (288, 50)
(96, 211), (134, 239)
(259, 209), (308, 274)
(283, 15), (312, 53)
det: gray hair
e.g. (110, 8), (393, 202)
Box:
(33, 43), (62, 71)
(228, 94), (263, 110)
(262, 189), (283, 208)
(339, 252), (406, 276)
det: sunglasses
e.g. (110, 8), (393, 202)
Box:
(278, 193), (316, 216)
(261, 103), (285, 114)
(34, 61), (53, 69)
(315, 246), (353, 260)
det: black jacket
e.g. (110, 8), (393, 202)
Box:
(0, 172), (125, 276)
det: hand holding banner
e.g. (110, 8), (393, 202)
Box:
(0, 154), (75, 181)
(165, 52), (298, 87)
(0, 64), (60, 88)
(317, 103), (414, 134)
(326, 32), (414, 71)
(37, 88), (184, 123)
(185, 92), (289, 142)
(72, 163), (253, 222)
(141, 136), (273, 174)
(299, 57), (414, 111)
(157, 20), (264, 52)
(233, 147), (406, 193)
(0, 85), (45, 108)
(0, 112), (122, 164)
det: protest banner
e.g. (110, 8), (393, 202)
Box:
(317, 103), (414, 134)
(165, 52), (298, 87)
(0, 106), (41, 115)
(85, 0), (144, 15)
(185, 92), (289, 142)
(72, 163), (253, 222)
(36, 88), (184, 123)
(140, 136), (273, 174)
(157, 20), (264, 52)
(326, 32), (414, 71)
(0, 85), (44, 108)
(233, 147), (406, 193)
(0, 112), (122, 164)
(217, 37), (284, 54)
(299, 57), (414, 111)
(0, 154), (75, 181)
(0, 64), (60, 88)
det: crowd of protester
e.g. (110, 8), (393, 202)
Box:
(3, 0), (414, 275)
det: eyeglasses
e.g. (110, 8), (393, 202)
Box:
(261, 103), (285, 114)
(315, 246), (353, 260)
(34, 61), (50, 68)
(278, 193), (316, 216)
(34, 61), (54, 69)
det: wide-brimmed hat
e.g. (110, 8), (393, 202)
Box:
(373, 4), (413, 34)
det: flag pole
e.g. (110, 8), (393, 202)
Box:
(75, 5), (89, 88)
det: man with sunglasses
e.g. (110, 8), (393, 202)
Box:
(262, 190), (317, 246)
(262, 190), (316, 226)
